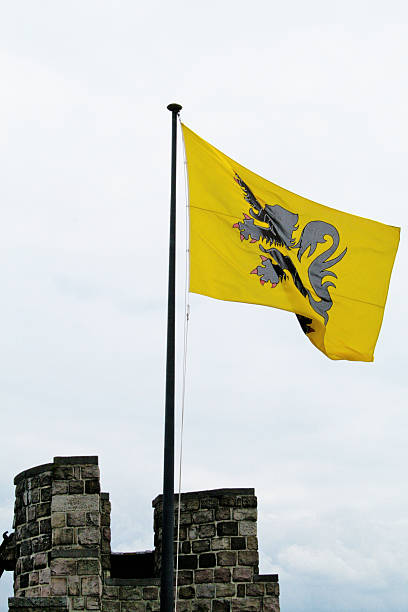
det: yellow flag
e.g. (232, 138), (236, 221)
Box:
(182, 124), (400, 362)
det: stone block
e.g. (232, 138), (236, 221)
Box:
(39, 472), (52, 487)
(51, 577), (67, 595)
(246, 537), (258, 551)
(87, 512), (101, 527)
(246, 583), (264, 597)
(52, 481), (69, 496)
(236, 584), (245, 597)
(265, 583), (279, 596)
(179, 512), (192, 525)
(180, 541), (191, 554)
(191, 602), (211, 612)
(188, 527), (198, 540)
(51, 558), (77, 575)
(217, 523), (238, 537)
(20, 540), (32, 556)
(85, 480), (100, 494)
(81, 466), (100, 479)
(119, 586), (142, 600)
(241, 496), (257, 508)
(28, 489), (40, 504)
(262, 597), (280, 612)
(192, 510), (213, 524)
(233, 509), (257, 522)
(68, 576), (81, 596)
(219, 496), (238, 507)
(231, 599), (261, 612)
(21, 555), (34, 573)
(29, 571), (39, 586)
(27, 506), (36, 522)
(37, 503), (51, 518)
(41, 584), (51, 596)
(39, 567), (51, 584)
(232, 567), (252, 582)
(78, 559), (100, 575)
(81, 576), (101, 596)
(51, 513), (66, 529)
(192, 540), (210, 553)
(196, 584), (215, 599)
(194, 569), (213, 584)
(179, 586), (195, 599)
(41, 487), (52, 502)
(216, 551), (236, 567)
(199, 553), (216, 568)
(86, 595), (100, 609)
(143, 586), (158, 600)
(78, 527), (100, 546)
(103, 585), (119, 600)
(211, 538), (229, 551)
(39, 518), (51, 535)
(52, 494), (99, 512)
(102, 600), (119, 612)
(73, 597), (86, 610)
(53, 528), (74, 546)
(53, 466), (74, 480)
(215, 583), (235, 598)
(199, 497), (219, 510)
(178, 555), (198, 570)
(67, 512), (86, 527)
(230, 537), (246, 550)
(176, 601), (192, 612)
(213, 568), (231, 583)
(237, 551), (258, 567)
(212, 601), (230, 612)
(15, 508), (26, 526)
(238, 522), (256, 537)
(69, 481), (85, 495)
(176, 570), (193, 585)
(198, 525), (215, 539)
(121, 602), (145, 612)
(215, 508), (231, 521)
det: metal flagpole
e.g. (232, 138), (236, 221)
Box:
(161, 102), (182, 612)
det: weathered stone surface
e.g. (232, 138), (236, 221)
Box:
(215, 583), (235, 598)
(211, 538), (229, 551)
(85, 480), (100, 495)
(213, 568), (230, 584)
(121, 602), (145, 612)
(72, 596), (86, 610)
(51, 559), (76, 576)
(216, 523), (237, 537)
(199, 498), (218, 510)
(194, 569), (213, 584)
(232, 568), (252, 582)
(196, 584), (215, 599)
(51, 494), (99, 512)
(67, 512), (86, 527)
(241, 496), (257, 508)
(179, 586), (195, 599)
(198, 525), (215, 539)
(262, 596), (280, 612)
(192, 511), (214, 524)
(246, 537), (258, 551)
(102, 586), (119, 600)
(265, 583), (279, 596)
(232, 509), (257, 522)
(216, 552), (236, 567)
(67, 576), (80, 596)
(78, 527), (100, 546)
(102, 600), (120, 612)
(52, 528), (74, 546)
(87, 512), (100, 527)
(176, 600), (191, 612)
(52, 482), (69, 496)
(212, 600), (230, 612)
(246, 583), (264, 597)
(177, 570), (193, 585)
(231, 598), (261, 612)
(41, 487), (52, 502)
(142, 586), (158, 600)
(51, 577), (67, 596)
(237, 551), (258, 567)
(119, 586), (142, 600)
(77, 559), (100, 575)
(86, 595), (100, 609)
(238, 522), (256, 537)
(51, 513), (66, 529)
(191, 601), (211, 612)
(81, 466), (100, 479)
(29, 571), (39, 586)
(69, 481), (84, 495)
(37, 503), (51, 518)
(215, 508), (231, 521)
(81, 576), (101, 596)
(39, 568), (51, 584)
(192, 540), (210, 553)
(178, 555), (198, 570)
(53, 467), (74, 481)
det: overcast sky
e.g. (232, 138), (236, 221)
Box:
(0, 2), (407, 611)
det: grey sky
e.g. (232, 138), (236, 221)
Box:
(0, 2), (407, 611)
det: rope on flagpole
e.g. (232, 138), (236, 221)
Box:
(174, 119), (191, 609)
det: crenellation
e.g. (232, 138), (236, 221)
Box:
(6, 458), (280, 612)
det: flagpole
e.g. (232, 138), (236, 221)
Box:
(161, 102), (182, 612)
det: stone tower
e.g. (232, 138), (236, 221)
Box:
(0, 456), (280, 612)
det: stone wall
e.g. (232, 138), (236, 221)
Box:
(7, 457), (280, 612)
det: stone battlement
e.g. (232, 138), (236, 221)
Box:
(3, 456), (280, 612)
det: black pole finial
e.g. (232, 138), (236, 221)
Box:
(167, 103), (182, 114)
